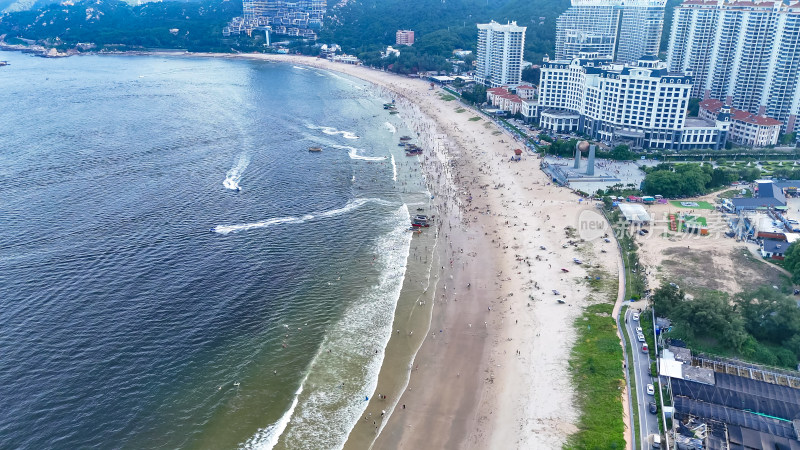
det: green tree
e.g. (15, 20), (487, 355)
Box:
(521, 66), (540, 85)
(783, 241), (800, 284)
(687, 98), (700, 117)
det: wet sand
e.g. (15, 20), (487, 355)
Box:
(191, 53), (622, 449)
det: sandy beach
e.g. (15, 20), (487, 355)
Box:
(194, 53), (624, 448)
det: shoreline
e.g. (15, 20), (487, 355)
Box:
(1, 46), (628, 448)
(184, 52), (621, 448)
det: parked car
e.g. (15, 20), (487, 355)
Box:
(637, 333), (645, 342)
(632, 312), (640, 321)
(636, 327), (643, 334)
(649, 401), (658, 414)
(642, 343), (649, 353)
(647, 384), (655, 395)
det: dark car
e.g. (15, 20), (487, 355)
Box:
(649, 401), (658, 414)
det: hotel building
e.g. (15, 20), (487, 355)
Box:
(475, 21), (527, 88)
(667, 0), (800, 133)
(555, 0), (666, 63)
(539, 53), (729, 150)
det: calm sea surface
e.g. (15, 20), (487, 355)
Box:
(0, 50), (424, 449)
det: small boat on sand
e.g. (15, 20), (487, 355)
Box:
(308, 147), (322, 152)
(399, 136), (412, 141)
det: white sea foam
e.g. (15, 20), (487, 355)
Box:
(240, 379), (305, 450)
(212, 198), (396, 235)
(383, 122), (396, 133)
(391, 154), (397, 182)
(292, 65), (308, 71)
(243, 205), (411, 450)
(306, 124), (359, 140)
(223, 153), (250, 191)
(329, 144), (386, 162)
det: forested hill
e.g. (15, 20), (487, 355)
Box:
(320, 0), (569, 62)
(0, 0), (241, 51)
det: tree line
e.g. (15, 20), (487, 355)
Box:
(653, 283), (800, 368)
(642, 163), (761, 197)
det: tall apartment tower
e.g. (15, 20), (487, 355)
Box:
(475, 21), (527, 87)
(555, 0), (665, 64)
(667, 0), (800, 133)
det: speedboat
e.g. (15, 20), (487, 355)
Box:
(308, 147), (322, 152)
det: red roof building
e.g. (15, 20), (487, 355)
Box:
(699, 99), (782, 147)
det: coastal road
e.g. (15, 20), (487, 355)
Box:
(625, 308), (660, 447)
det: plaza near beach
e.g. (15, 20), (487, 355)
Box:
(541, 143), (658, 194)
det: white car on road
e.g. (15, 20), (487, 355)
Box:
(647, 384), (655, 395)
(632, 312), (640, 321)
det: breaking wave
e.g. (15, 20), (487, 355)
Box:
(212, 198), (396, 235)
(383, 122), (396, 133)
(239, 205), (412, 450)
(306, 124), (359, 140)
(330, 144), (386, 162)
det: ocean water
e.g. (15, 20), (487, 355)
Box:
(0, 51), (427, 449)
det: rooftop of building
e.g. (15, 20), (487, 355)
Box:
(763, 239), (788, 254)
(545, 55), (693, 81)
(679, 0), (800, 10)
(700, 99), (782, 126)
(684, 117), (716, 128)
(540, 108), (581, 118)
(477, 20), (527, 32)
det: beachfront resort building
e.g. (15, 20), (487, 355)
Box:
(555, 0), (666, 63)
(486, 87), (538, 120)
(224, 0), (325, 39)
(699, 99), (782, 147)
(396, 30), (415, 46)
(667, 0), (800, 133)
(538, 53), (729, 150)
(475, 21), (526, 88)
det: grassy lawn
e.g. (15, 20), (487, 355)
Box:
(718, 189), (753, 199)
(439, 93), (457, 102)
(455, 107), (466, 113)
(668, 200), (715, 210)
(468, 116), (482, 121)
(565, 303), (626, 450)
(680, 215), (707, 232)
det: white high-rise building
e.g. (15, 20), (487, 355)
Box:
(475, 21), (526, 88)
(667, 0), (800, 133)
(538, 53), (730, 150)
(555, 0), (665, 64)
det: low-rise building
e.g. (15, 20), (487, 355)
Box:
(761, 239), (787, 259)
(538, 52), (729, 150)
(486, 86), (538, 121)
(515, 84), (536, 100)
(381, 46), (401, 58)
(699, 99), (782, 147)
(730, 181), (787, 213)
(332, 54), (360, 65)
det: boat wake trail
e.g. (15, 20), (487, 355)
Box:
(212, 198), (396, 235)
(306, 124), (359, 140)
(384, 122), (396, 133)
(330, 144), (386, 162)
(223, 153), (250, 191)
